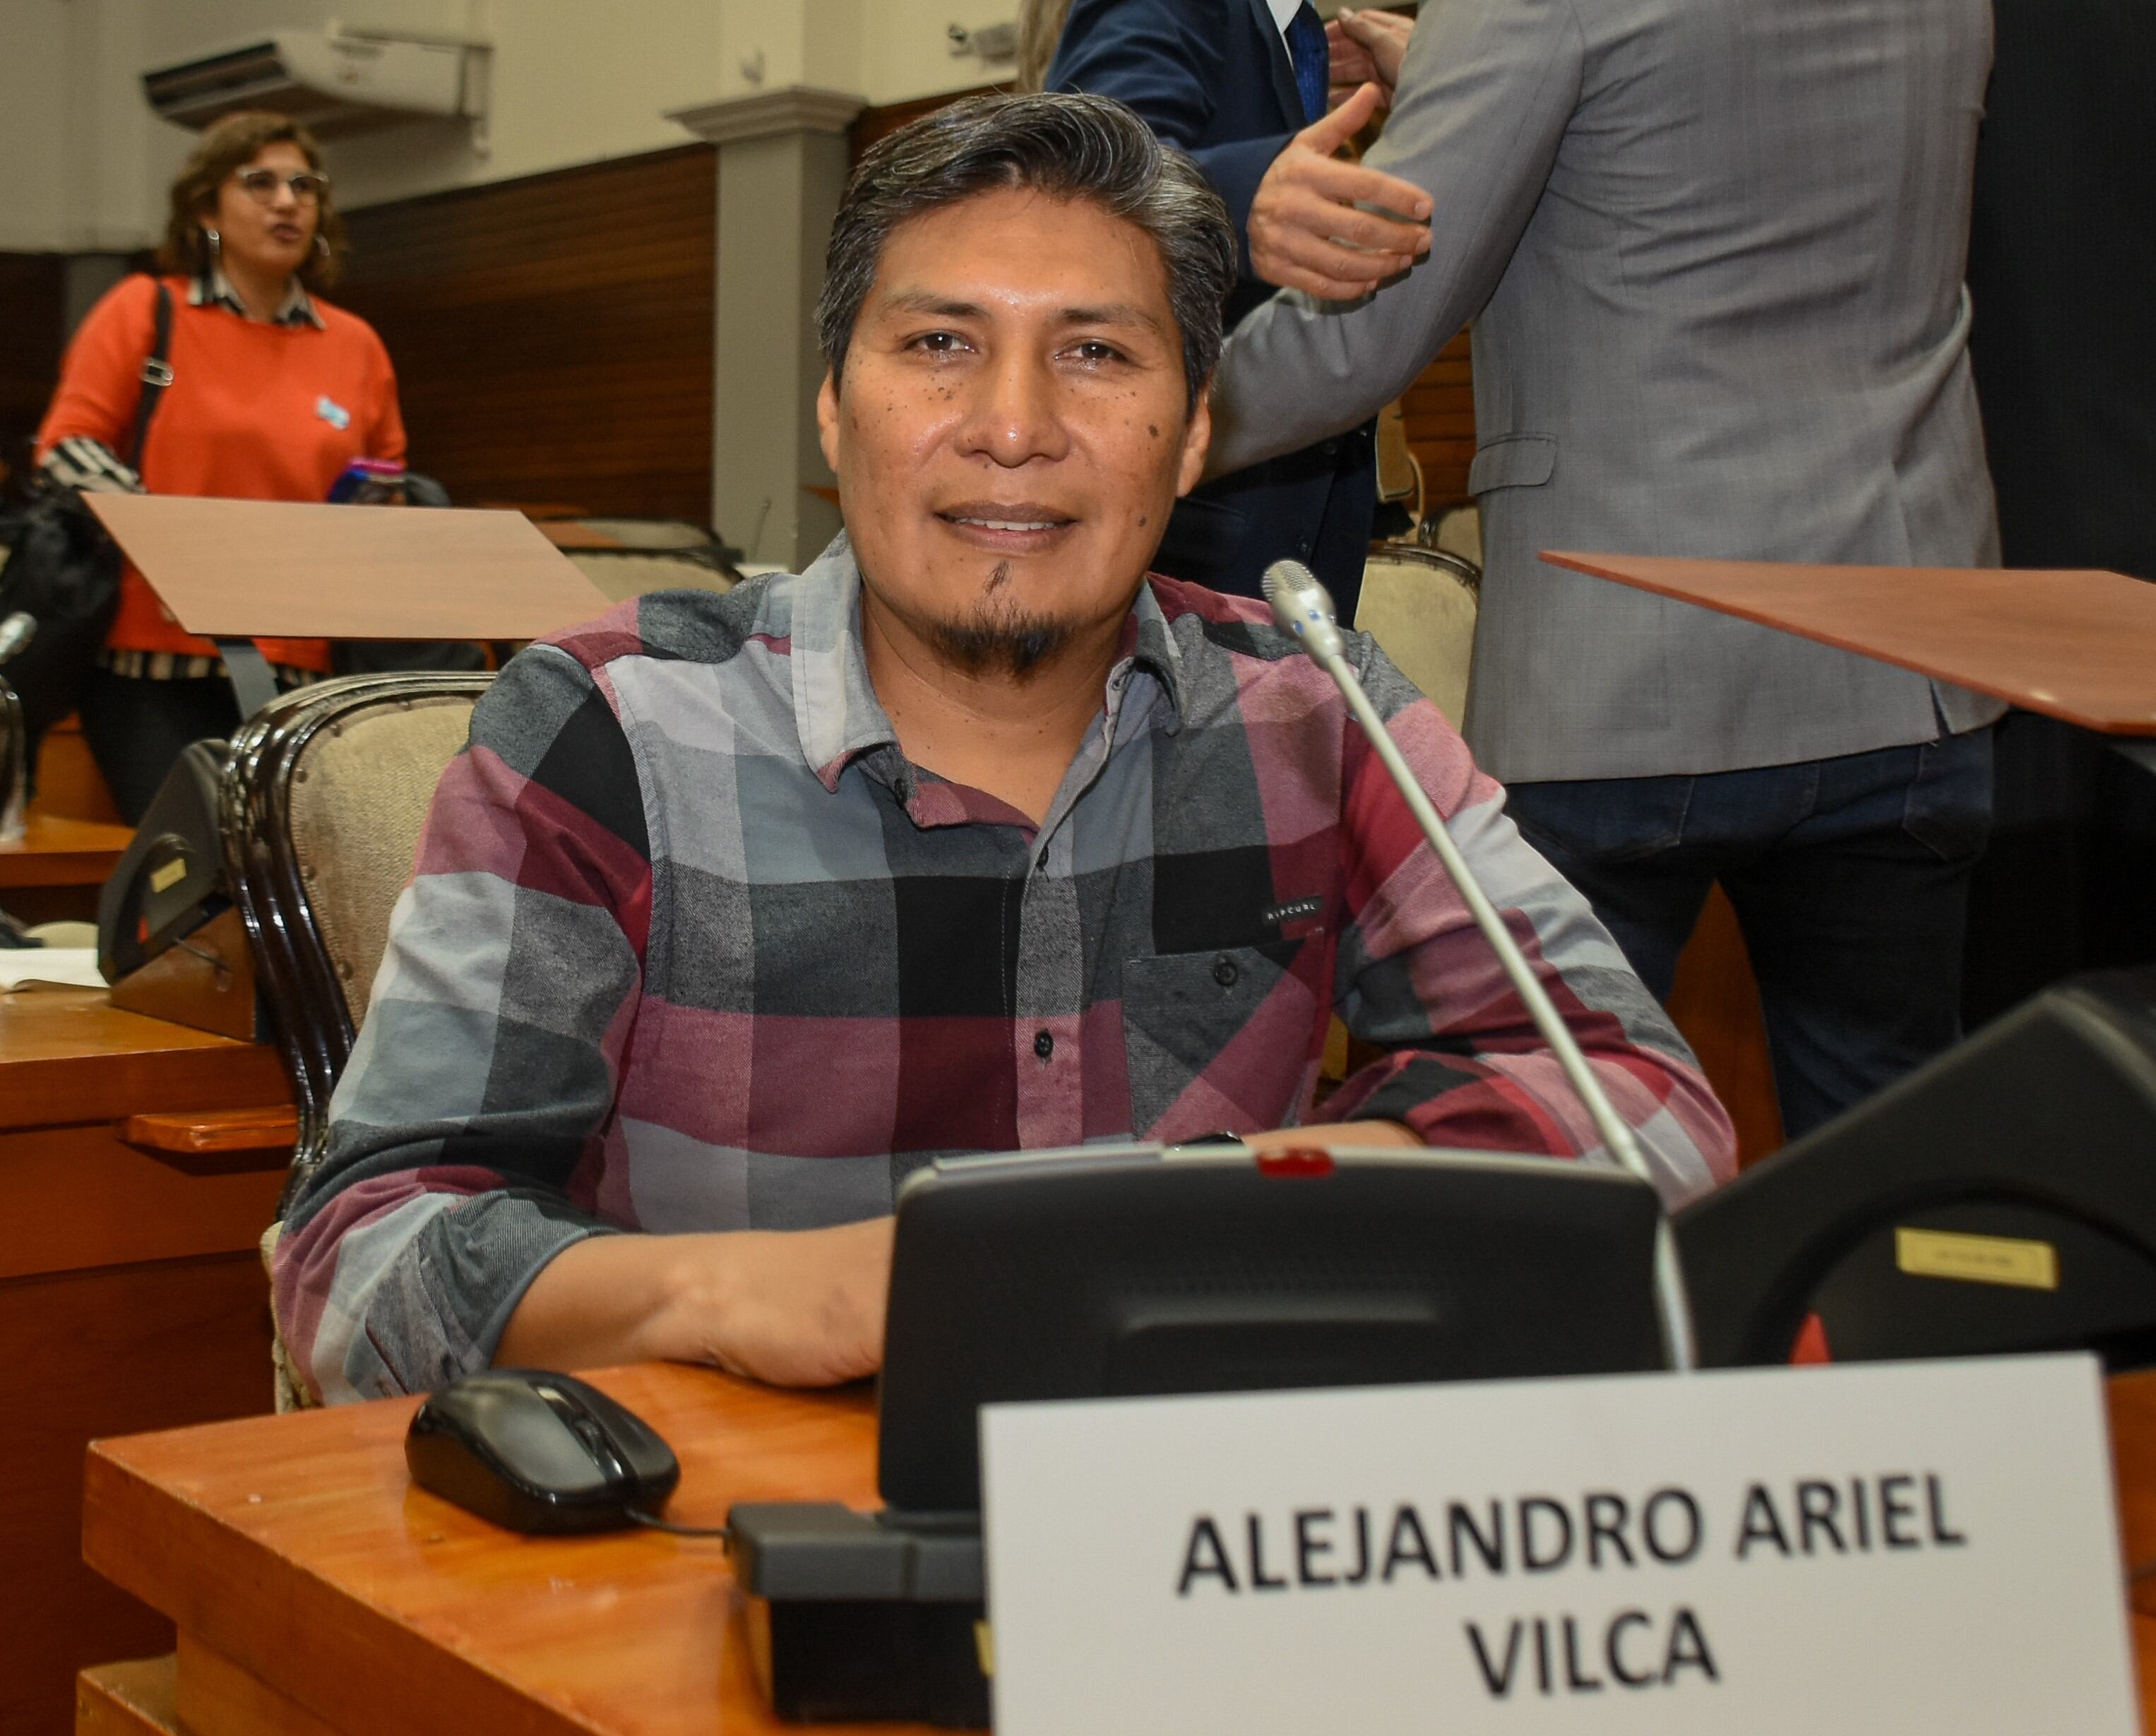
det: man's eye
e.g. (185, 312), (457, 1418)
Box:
(1070, 340), (1127, 364)
(911, 331), (968, 354)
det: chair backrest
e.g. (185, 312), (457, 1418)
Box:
(566, 547), (742, 603)
(1354, 544), (1481, 729)
(224, 672), (493, 1182)
(566, 516), (725, 551)
(1421, 501), (1482, 568)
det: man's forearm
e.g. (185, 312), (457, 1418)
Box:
(496, 1217), (896, 1388)
(495, 1232), (717, 1372)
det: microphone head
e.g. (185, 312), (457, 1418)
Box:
(0, 611), (36, 665)
(1261, 559), (1346, 660)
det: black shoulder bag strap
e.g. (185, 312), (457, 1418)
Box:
(124, 283), (175, 472)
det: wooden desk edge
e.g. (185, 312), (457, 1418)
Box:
(1539, 549), (2156, 738)
(5, 1048), (292, 1131)
(81, 1440), (571, 1736)
(0, 852), (127, 888)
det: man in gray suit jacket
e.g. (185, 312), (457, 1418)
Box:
(1208, 0), (2002, 1138)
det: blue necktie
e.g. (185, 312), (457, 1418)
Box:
(1285, 3), (1329, 128)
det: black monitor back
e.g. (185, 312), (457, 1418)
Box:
(1676, 969), (2156, 1369)
(876, 1147), (1667, 1514)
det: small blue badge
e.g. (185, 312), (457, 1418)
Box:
(315, 395), (352, 431)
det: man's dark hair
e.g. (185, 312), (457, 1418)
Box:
(818, 92), (1237, 408)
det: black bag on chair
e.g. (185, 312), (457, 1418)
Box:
(0, 282), (174, 782)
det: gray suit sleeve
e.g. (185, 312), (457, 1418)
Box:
(1208, 0), (1585, 474)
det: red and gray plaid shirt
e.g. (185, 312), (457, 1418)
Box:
(275, 536), (1735, 1403)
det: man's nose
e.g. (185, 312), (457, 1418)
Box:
(956, 353), (1069, 467)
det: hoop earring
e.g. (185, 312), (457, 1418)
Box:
(204, 227), (220, 258)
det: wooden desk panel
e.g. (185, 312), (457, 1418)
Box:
(85, 1366), (907, 1736)
(0, 813), (132, 923)
(83, 1362), (2156, 1735)
(0, 814), (133, 888)
(1, 990), (291, 1735)
(1543, 552), (2156, 735)
(6, 1256), (273, 1736)
(0, 989), (289, 1128)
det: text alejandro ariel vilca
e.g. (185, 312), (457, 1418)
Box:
(1176, 1473), (1967, 1699)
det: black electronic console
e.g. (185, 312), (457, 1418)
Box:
(96, 737), (230, 982)
(729, 1140), (1670, 1725)
(1677, 967), (2156, 1369)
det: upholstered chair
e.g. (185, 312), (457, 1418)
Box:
(561, 515), (728, 552)
(564, 545), (740, 604)
(223, 672), (494, 1408)
(1354, 543), (1482, 732)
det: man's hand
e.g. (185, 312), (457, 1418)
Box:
(1326, 8), (1416, 102)
(684, 1218), (894, 1387)
(1249, 83), (1431, 299)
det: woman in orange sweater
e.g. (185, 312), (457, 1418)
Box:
(36, 111), (405, 820)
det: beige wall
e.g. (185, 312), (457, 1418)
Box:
(0, 0), (167, 252)
(0, 0), (1006, 250)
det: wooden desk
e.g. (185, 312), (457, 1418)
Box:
(0, 813), (133, 925)
(78, 1362), (2156, 1735)
(0, 989), (292, 1735)
(85, 1365), (903, 1735)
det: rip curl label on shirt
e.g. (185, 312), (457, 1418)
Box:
(315, 395), (352, 431)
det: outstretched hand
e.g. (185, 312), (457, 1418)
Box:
(1248, 81), (1432, 300)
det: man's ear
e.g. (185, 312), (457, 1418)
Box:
(816, 368), (842, 474)
(1174, 382), (1213, 499)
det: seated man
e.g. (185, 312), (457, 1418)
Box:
(274, 92), (1734, 1405)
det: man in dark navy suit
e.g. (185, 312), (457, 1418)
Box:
(1049, 0), (1430, 619)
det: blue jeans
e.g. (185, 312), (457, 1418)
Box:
(1504, 731), (1994, 1141)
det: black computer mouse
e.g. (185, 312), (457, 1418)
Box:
(405, 1368), (681, 1534)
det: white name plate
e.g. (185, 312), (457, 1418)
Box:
(981, 1356), (2138, 1735)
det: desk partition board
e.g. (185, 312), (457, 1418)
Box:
(88, 495), (611, 641)
(1542, 551), (2156, 737)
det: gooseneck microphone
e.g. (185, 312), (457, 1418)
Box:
(1263, 559), (1698, 1371)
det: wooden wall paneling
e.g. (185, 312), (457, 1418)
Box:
(1664, 886), (1787, 1165)
(333, 146), (717, 528)
(848, 86), (1005, 163)
(30, 715), (125, 826)
(1400, 329), (1475, 508)
(0, 1253), (273, 1736)
(0, 251), (65, 487)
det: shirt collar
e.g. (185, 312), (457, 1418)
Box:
(190, 262), (326, 329)
(1266, 0), (1304, 38)
(789, 533), (1191, 793)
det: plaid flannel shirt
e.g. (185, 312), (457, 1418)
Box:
(275, 535), (1734, 1403)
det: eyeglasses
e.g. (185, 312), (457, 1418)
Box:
(234, 168), (330, 206)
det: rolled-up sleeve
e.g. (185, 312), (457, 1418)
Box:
(273, 639), (652, 1402)
(1314, 637), (1736, 1204)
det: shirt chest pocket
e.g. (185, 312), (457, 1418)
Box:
(1120, 937), (1315, 1138)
